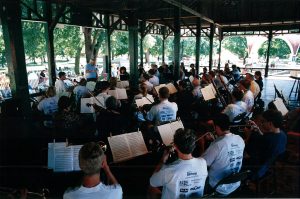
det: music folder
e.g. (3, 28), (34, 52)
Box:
(48, 142), (83, 172)
(135, 95), (154, 107)
(108, 131), (148, 163)
(201, 84), (216, 101)
(157, 120), (184, 146)
(273, 98), (289, 116)
(108, 88), (128, 100)
(154, 83), (177, 95)
(116, 81), (130, 89)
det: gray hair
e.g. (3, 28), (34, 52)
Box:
(79, 142), (104, 175)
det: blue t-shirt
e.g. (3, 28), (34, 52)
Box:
(85, 63), (97, 79)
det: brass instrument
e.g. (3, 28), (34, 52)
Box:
(210, 78), (227, 108)
(98, 141), (107, 152)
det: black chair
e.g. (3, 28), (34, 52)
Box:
(203, 170), (251, 198)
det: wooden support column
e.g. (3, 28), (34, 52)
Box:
(139, 20), (146, 66)
(128, 12), (139, 88)
(218, 28), (223, 70)
(162, 26), (166, 64)
(0, 0), (31, 117)
(209, 23), (215, 71)
(195, 18), (201, 75)
(265, 30), (272, 77)
(43, 1), (56, 86)
(104, 14), (112, 79)
(173, 7), (181, 80)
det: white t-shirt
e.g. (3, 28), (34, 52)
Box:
(242, 90), (254, 112)
(55, 79), (67, 93)
(73, 85), (89, 102)
(146, 99), (178, 124)
(149, 75), (159, 86)
(202, 133), (245, 195)
(144, 80), (154, 92)
(223, 101), (247, 122)
(63, 183), (122, 199)
(96, 92), (111, 108)
(37, 96), (58, 115)
(150, 158), (208, 199)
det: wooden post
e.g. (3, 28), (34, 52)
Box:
(195, 18), (201, 75)
(173, 7), (181, 80)
(209, 23), (215, 71)
(265, 30), (272, 77)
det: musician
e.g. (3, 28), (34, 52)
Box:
(85, 58), (98, 82)
(243, 109), (287, 180)
(119, 66), (130, 81)
(96, 81), (111, 108)
(231, 65), (241, 82)
(201, 67), (210, 85)
(190, 63), (197, 77)
(245, 73), (260, 98)
(201, 113), (245, 196)
(141, 73), (154, 92)
(149, 128), (208, 199)
(222, 89), (247, 123)
(37, 86), (58, 116)
(176, 81), (194, 121)
(191, 78), (203, 99)
(55, 72), (67, 94)
(73, 78), (89, 105)
(146, 87), (178, 125)
(254, 71), (263, 99)
(208, 71), (222, 89)
(134, 83), (153, 100)
(148, 69), (160, 86)
(63, 142), (122, 199)
(238, 79), (254, 113)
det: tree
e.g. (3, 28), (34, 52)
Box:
(222, 36), (248, 64)
(83, 28), (106, 63)
(148, 35), (162, 58)
(111, 31), (128, 58)
(22, 21), (46, 64)
(0, 29), (6, 67)
(258, 38), (291, 59)
(143, 34), (156, 63)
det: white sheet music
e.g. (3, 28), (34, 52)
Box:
(189, 76), (194, 83)
(166, 83), (177, 94)
(72, 145), (83, 171)
(108, 88), (128, 99)
(158, 121), (184, 145)
(86, 81), (96, 91)
(108, 132), (148, 163)
(201, 84), (216, 101)
(80, 98), (94, 113)
(135, 97), (152, 107)
(273, 98), (289, 116)
(94, 96), (106, 108)
(154, 84), (166, 94)
(117, 81), (130, 89)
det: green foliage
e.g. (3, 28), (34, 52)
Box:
(22, 21), (46, 63)
(181, 37), (195, 57)
(54, 25), (83, 58)
(222, 36), (248, 59)
(258, 38), (291, 59)
(111, 31), (128, 56)
(148, 35), (163, 56)
(0, 28), (6, 67)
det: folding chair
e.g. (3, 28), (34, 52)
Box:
(203, 170), (251, 198)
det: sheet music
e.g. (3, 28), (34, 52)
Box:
(209, 84), (217, 95)
(154, 84), (166, 94)
(72, 145), (83, 171)
(86, 81), (96, 91)
(273, 98), (289, 116)
(126, 132), (148, 158)
(108, 88), (128, 100)
(135, 97), (152, 107)
(48, 142), (66, 169)
(158, 121), (184, 145)
(116, 81), (129, 89)
(201, 85), (216, 101)
(108, 132), (148, 162)
(166, 83), (177, 94)
(94, 96), (106, 108)
(189, 76), (194, 83)
(53, 145), (73, 172)
(80, 98), (95, 113)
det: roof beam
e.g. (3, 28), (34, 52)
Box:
(162, 0), (215, 25)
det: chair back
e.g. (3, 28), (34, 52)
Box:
(213, 170), (251, 190)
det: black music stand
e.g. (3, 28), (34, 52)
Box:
(288, 76), (300, 107)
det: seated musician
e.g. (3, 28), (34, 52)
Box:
(245, 73), (260, 99)
(141, 73), (154, 92)
(201, 113), (245, 196)
(96, 96), (129, 140)
(96, 81), (111, 108)
(243, 109), (287, 180)
(63, 142), (122, 199)
(254, 71), (263, 99)
(222, 89), (247, 123)
(148, 69), (160, 86)
(201, 67), (210, 85)
(238, 79), (254, 113)
(176, 80), (194, 121)
(73, 78), (89, 105)
(55, 71), (67, 94)
(146, 87), (178, 125)
(119, 66), (130, 81)
(134, 83), (153, 100)
(37, 86), (58, 117)
(191, 78), (203, 99)
(209, 71), (222, 89)
(149, 128), (208, 199)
